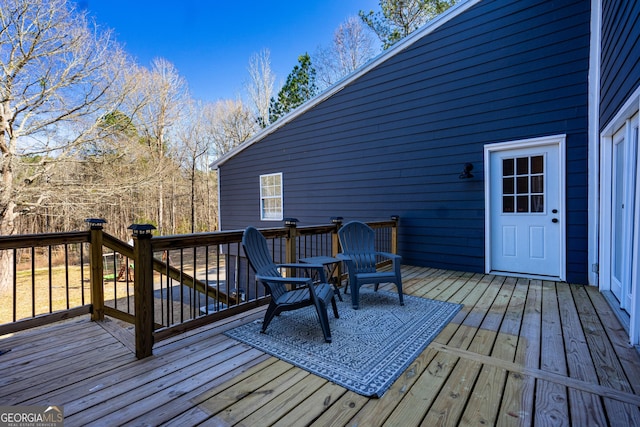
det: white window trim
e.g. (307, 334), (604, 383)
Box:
(260, 172), (283, 221)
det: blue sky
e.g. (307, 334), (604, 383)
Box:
(79, 1), (381, 103)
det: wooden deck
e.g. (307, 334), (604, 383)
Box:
(1, 266), (639, 426)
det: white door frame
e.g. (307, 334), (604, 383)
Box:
(484, 134), (567, 281)
(600, 89), (640, 346)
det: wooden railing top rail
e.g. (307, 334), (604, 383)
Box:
(148, 229), (246, 251)
(101, 220), (395, 253)
(0, 219), (397, 258)
(0, 231), (89, 250)
(367, 219), (398, 229)
(102, 232), (134, 259)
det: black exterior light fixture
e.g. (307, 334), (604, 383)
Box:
(459, 163), (474, 179)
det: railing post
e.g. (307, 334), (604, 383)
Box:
(284, 218), (298, 278)
(86, 218), (106, 321)
(391, 215), (400, 254)
(129, 223), (156, 359)
(331, 217), (343, 257)
(331, 217), (344, 286)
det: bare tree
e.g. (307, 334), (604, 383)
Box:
(203, 99), (257, 159)
(128, 58), (189, 235)
(175, 100), (210, 233)
(0, 0), (128, 292)
(315, 16), (379, 89)
(245, 49), (276, 128)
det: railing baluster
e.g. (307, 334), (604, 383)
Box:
(206, 245), (211, 315)
(252, 251), (257, 301)
(12, 248), (17, 322)
(234, 241), (240, 303)
(192, 246), (197, 319)
(159, 255), (165, 326)
(31, 246), (35, 318)
(65, 244), (70, 310)
(48, 246), (53, 313)
(218, 245), (223, 308)
(113, 253), (118, 311)
(80, 244), (85, 306)
(126, 254), (132, 313)
(179, 248), (184, 323)
(243, 245), (250, 303)
(166, 250), (172, 325)
(111, 251), (117, 285)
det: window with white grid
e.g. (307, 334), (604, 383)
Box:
(260, 173), (283, 221)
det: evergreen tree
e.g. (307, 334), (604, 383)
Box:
(360, 0), (458, 49)
(269, 53), (318, 123)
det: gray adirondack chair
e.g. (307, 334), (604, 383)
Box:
(337, 221), (404, 309)
(242, 226), (339, 342)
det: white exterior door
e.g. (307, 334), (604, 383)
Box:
(607, 113), (639, 312)
(611, 126), (631, 308)
(485, 136), (566, 280)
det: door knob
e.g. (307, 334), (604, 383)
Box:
(552, 209), (558, 214)
(552, 218), (559, 223)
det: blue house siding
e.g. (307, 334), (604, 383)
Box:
(218, 0), (591, 283)
(600, 0), (640, 128)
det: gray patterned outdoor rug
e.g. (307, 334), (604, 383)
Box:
(225, 288), (462, 398)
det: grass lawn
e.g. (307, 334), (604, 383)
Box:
(0, 265), (134, 325)
(0, 265), (218, 328)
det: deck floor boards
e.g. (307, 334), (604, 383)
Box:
(1, 267), (639, 426)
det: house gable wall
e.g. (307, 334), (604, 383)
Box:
(219, 0), (591, 283)
(600, 0), (640, 128)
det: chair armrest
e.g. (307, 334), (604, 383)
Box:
(337, 252), (400, 274)
(376, 251), (401, 261)
(336, 253), (354, 266)
(255, 274), (313, 287)
(336, 254), (356, 275)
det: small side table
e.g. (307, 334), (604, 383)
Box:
(298, 256), (343, 301)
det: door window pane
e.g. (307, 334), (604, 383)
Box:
(531, 195), (544, 212)
(531, 156), (543, 173)
(517, 157), (529, 174)
(503, 196), (515, 213)
(531, 176), (544, 193)
(517, 176), (528, 194)
(503, 159), (514, 176)
(503, 177), (514, 194)
(517, 195), (529, 212)
(502, 155), (545, 213)
(613, 140), (625, 280)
